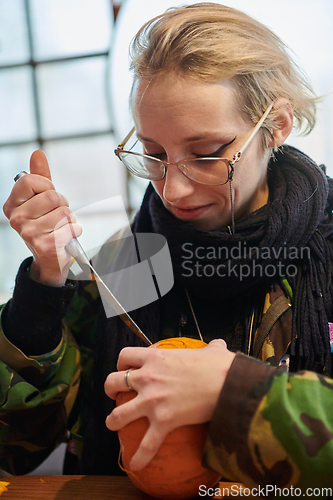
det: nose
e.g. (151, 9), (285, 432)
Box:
(162, 163), (196, 203)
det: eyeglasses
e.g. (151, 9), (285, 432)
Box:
(114, 102), (273, 186)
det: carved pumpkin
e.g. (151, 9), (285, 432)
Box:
(116, 337), (221, 499)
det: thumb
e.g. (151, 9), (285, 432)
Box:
(30, 150), (52, 180)
(207, 338), (227, 349)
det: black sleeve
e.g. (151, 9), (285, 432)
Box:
(1, 257), (77, 356)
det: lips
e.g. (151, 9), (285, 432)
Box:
(171, 204), (212, 220)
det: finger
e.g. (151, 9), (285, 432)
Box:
(9, 193), (70, 236)
(105, 368), (138, 400)
(29, 190), (69, 219)
(30, 150), (52, 180)
(117, 346), (151, 372)
(18, 208), (82, 248)
(23, 222), (82, 261)
(129, 424), (168, 471)
(16, 174), (54, 199)
(105, 371), (128, 400)
(3, 174), (55, 219)
(17, 207), (76, 242)
(105, 395), (144, 431)
(22, 190), (69, 221)
(53, 221), (83, 247)
(49, 207), (77, 230)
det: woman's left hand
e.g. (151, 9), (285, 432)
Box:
(104, 339), (235, 471)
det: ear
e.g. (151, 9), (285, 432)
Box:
(270, 98), (294, 147)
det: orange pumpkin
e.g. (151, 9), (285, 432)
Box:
(116, 337), (221, 499)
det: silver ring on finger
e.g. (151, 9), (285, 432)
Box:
(124, 368), (135, 392)
(14, 171), (28, 182)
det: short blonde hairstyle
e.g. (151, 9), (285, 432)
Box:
(130, 2), (317, 136)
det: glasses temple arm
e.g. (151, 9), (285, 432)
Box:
(235, 102), (274, 161)
(118, 126), (136, 149)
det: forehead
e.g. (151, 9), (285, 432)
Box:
(130, 76), (246, 138)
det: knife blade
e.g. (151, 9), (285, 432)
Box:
(14, 170), (152, 346)
(65, 239), (152, 345)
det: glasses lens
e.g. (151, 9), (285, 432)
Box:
(180, 158), (230, 185)
(118, 152), (165, 181)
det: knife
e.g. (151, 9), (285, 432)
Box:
(14, 170), (152, 346)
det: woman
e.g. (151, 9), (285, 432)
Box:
(1, 2), (333, 490)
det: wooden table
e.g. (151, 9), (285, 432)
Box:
(0, 476), (257, 499)
(1, 476), (149, 499)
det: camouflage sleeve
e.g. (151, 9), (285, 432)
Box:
(0, 302), (81, 475)
(203, 353), (333, 490)
(0, 276), (100, 475)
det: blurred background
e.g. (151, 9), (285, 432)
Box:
(0, 0), (332, 476)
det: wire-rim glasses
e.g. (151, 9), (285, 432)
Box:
(114, 102), (273, 187)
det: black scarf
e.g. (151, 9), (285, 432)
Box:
(81, 145), (333, 474)
(132, 145), (333, 372)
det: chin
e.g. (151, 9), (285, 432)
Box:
(191, 218), (228, 231)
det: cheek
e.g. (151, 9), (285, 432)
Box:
(231, 158), (269, 213)
(152, 180), (225, 202)
(151, 180), (165, 198)
(209, 184), (230, 201)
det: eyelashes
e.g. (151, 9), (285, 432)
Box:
(202, 137), (237, 158)
(144, 136), (237, 160)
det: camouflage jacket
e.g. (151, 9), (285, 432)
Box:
(203, 286), (333, 492)
(1, 260), (333, 491)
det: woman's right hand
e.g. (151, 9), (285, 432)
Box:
(3, 150), (82, 286)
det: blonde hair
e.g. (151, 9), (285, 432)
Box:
(130, 2), (317, 136)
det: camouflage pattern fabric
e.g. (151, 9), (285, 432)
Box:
(203, 283), (333, 493)
(1, 269), (333, 489)
(203, 354), (333, 492)
(0, 279), (99, 475)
